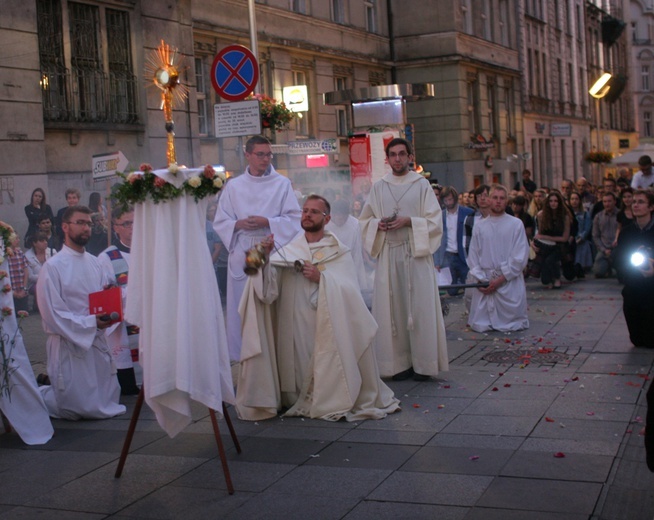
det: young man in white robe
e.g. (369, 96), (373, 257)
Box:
(325, 198), (372, 306)
(467, 184), (530, 333)
(214, 135), (301, 362)
(236, 195), (400, 422)
(36, 206), (126, 420)
(359, 138), (448, 382)
(97, 207), (140, 395)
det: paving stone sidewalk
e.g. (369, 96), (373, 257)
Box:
(2, 276), (654, 519)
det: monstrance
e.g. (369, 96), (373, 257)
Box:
(145, 40), (189, 166)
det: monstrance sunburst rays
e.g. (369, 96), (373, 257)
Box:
(144, 40), (190, 167)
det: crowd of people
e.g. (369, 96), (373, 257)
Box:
(3, 137), (654, 451)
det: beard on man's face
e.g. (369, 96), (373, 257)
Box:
(301, 220), (323, 233)
(68, 233), (90, 247)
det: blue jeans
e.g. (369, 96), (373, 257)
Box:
(442, 252), (469, 296)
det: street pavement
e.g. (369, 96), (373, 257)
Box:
(2, 275), (654, 519)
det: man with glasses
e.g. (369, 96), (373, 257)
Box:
(235, 195), (399, 421)
(97, 206), (140, 395)
(360, 138), (448, 382)
(36, 205), (126, 420)
(214, 135), (301, 361)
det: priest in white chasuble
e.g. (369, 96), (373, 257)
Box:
(359, 138), (448, 382)
(236, 195), (400, 422)
(467, 184), (530, 333)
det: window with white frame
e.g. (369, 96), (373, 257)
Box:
(487, 81), (497, 137)
(499, 0), (510, 46)
(293, 70), (309, 136)
(643, 65), (650, 91)
(365, 0), (376, 33)
(645, 111), (652, 137)
(290, 0), (306, 14)
(461, 0), (472, 35)
(467, 78), (480, 135)
(195, 57), (209, 136)
(331, 0), (345, 23)
(504, 83), (515, 138)
(334, 76), (349, 136)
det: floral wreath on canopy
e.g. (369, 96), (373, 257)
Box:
(113, 163), (226, 212)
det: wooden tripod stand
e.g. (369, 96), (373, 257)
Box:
(114, 387), (241, 494)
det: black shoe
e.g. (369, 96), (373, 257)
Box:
(413, 372), (430, 382)
(392, 367), (414, 381)
(117, 368), (140, 396)
(36, 373), (50, 386)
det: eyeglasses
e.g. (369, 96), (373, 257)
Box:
(251, 152), (274, 159)
(66, 220), (93, 227)
(115, 221), (134, 228)
(302, 208), (327, 216)
(388, 151), (409, 159)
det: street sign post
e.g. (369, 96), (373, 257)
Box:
(214, 100), (262, 138)
(92, 151), (129, 181)
(211, 45), (259, 101)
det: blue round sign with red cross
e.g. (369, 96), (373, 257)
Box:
(211, 45), (259, 102)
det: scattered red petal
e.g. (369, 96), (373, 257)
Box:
(553, 452), (566, 458)
(469, 455), (480, 461)
(504, 338), (511, 343)
(626, 429), (633, 434)
(492, 387), (499, 391)
(545, 417), (555, 422)
(638, 375), (651, 380)
(504, 383), (511, 388)
(609, 372), (617, 376)
(586, 412), (595, 416)
(498, 372), (504, 376)
(626, 382), (641, 387)
(412, 404), (421, 408)
(571, 376), (579, 381)
(443, 385), (451, 389)
(538, 348), (553, 354)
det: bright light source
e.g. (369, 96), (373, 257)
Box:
(631, 251), (646, 267)
(589, 73), (613, 99)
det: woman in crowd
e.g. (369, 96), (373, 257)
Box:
(24, 188), (54, 248)
(25, 232), (57, 312)
(534, 190), (571, 289)
(569, 191), (593, 278)
(613, 187), (635, 247)
(528, 188), (547, 218)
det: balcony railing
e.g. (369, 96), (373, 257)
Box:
(40, 67), (140, 125)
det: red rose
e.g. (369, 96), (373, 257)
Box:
(154, 176), (167, 188)
(203, 165), (214, 179)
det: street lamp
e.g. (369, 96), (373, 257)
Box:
(589, 72), (612, 152)
(589, 72), (613, 185)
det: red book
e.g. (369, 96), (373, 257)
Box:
(89, 286), (123, 325)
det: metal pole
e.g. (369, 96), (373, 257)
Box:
(247, 0), (260, 95)
(596, 97), (601, 152)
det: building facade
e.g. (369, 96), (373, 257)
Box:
(0, 0), (640, 235)
(629, 0), (654, 143)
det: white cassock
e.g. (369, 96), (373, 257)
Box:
(236, 231), (400, 422)
(36, 245), (126, 420)
(213, 165), (301, 361)
(97, 246), (134, 369)
(0, 255), (53, 444)
(359, 171), (449, 378)
(326, 214), (372, 304)
(467, 213), (530, 332)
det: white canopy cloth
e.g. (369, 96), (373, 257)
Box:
(612, 143), (654, 165)
(125, 167), (234, 438)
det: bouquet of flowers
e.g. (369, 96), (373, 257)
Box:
(113, 163), (226, 211)
(248, 93), (295, 133)
(0, 287), (28, 400)
(585, 151), (613, 164)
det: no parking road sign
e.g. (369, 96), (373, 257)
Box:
(211, 45), (259, 101)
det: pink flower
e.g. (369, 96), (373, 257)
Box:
(154, 176), (167, 188)
(1, 307), (12, 317)
(0, 271), (8, 280)
(203, 164), (215, 179)
(1, 285), (11, 294)
(139, 163), (153, 172)
(17, 310), (28, 318)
